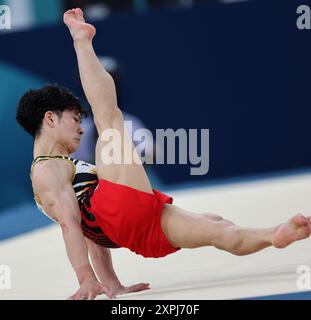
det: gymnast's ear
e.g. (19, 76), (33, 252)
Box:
(44, 111), (58, 128)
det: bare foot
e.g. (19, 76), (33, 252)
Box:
(272, 214), (311, 249)
(63, 8), (96, 42)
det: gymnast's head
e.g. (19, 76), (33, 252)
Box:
(16, 84), (87, 153)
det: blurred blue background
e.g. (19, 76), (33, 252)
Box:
(1, 0), (310, 239)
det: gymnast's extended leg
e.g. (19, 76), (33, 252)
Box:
(160, 205), (311, 255)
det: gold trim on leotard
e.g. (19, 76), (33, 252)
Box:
(30, 155), (76, 182)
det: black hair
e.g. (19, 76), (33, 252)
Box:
(16, 84), (87, 138)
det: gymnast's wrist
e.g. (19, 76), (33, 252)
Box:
(76, 265), (97, 285)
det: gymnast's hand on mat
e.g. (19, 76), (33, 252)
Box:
(67, 278), (117, 300)
(110, 282), (151, 296)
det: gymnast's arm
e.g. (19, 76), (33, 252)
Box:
(86, 239), (151, 295)
(85, 239), (123, 291)
(31, 160), (114, 299)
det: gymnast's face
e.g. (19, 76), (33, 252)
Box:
(45, 109), (84, 154)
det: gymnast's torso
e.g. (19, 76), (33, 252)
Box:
(30, 155), (121, 248)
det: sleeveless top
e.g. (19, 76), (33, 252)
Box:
(30, 155), (121, 249)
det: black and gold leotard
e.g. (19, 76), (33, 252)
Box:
(30, 156), (121, 248)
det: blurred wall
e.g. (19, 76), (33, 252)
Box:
(0, 63), (47, 209)
(3, 0), (63, 30)
(0, 0), (309, 210)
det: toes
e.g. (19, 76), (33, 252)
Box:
(64, 8), (83, 16)
(296, 214), (308, 225)
(75, 8), (84, 16)
(303, 226), (311, 237)
(65, 9), (74, 14)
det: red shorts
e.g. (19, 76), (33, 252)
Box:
(89, 179), (181, 258)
